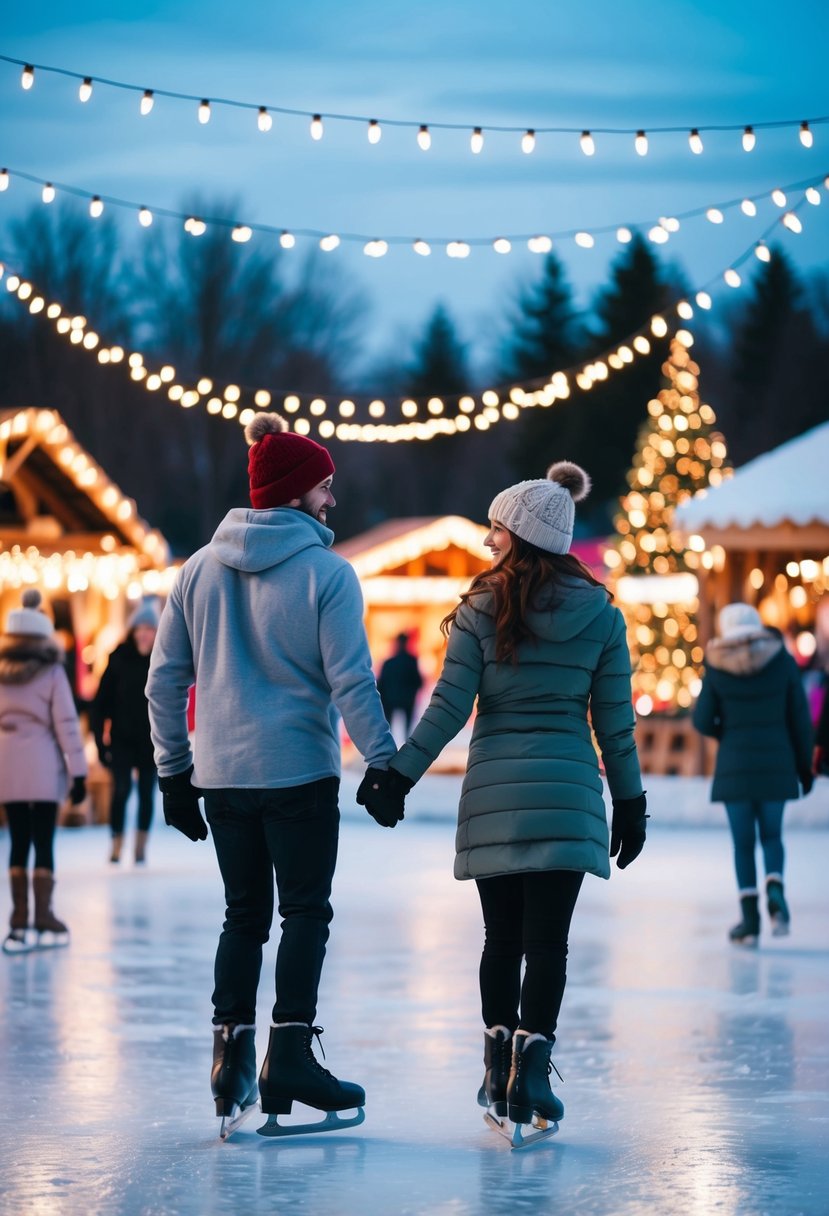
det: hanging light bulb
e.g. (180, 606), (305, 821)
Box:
(724, 268), (742, 288)
(89, 195), (104, 218)
(616, 226), (632, 243)
(742, 125), (755, 151)
(417, 124), (431, 151)
(527, 236), (552, 253)
(805, 186), (821, 205)
(676, 300), (694, 320)
(447, 241), (471, 258)
(79, 77), (93, 103)
(688, 128), (704, 154)
(232, 225), (253, 243)
(257, 107), (272, 132)
(0, 169), (9, 191)
(695, 291), (712, 310)
(310, 114), (324, 140)
(21, 65), (34, 90)
(140, 89), (154, 116)
(363, 239), (389, 257)
(470, 127), (484, 154)
(705, 208), (724, 224)
(521, 129), (536, 154)
(138, 207), (153, 227)
(319, 234), (340, 251)
(740, 198), (757, 216)
(367, 119), (382, 144)
(635, 130), (648, 156)
(413, 239), (431, 256)
(755, 242), (771, 262)
(799, 121), (813, 148)
(493, 238), (512, 254)
(279, 231), (296, 248)
(782, 211), (803, 233)
(42, 183), (56, 204)
(185, 217), (206, 236)
(648, 225), (669, 244)
(772, 188), (787, 207)
(580, 130), (595, 156)
(198, 99), (211, 124)
(574, 232), (595, 248)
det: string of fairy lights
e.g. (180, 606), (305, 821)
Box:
(2, 52), (826, 159)
(0, 162), (825, 257)
(0, 187), (823, 442)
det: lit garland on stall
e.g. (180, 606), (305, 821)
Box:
(605, 338), (730, 716)
(3, 52), (826, 159)
(1, 162), (826, 257)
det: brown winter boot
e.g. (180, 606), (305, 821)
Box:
(2, 868), (30, 953)
(109, 835), (123, 864)
(134, 831), (148, 865)
(32, 868), (69, 944)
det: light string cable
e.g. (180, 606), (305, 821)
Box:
(3, 51), (828, 157)
(0, 162), (826, 256)
(0, 189), (823, 442)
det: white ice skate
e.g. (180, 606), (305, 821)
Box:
(257, 1105), (365, 1138)
(2, 929), (34, 955)
(32, 928), (70, 951)
(483, 1109), (559, 1150)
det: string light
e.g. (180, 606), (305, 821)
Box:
(231, 225), (252, 242)
(800, 121), (813, 148)
(198, 99), (211, 124)
(319, 234), (340, 251)
(754, 241), (771, 262)
(184, 217), (206, 236)
(742, 126), (755, 152)
(140, 89), (154, 116)
(493, 238), (512, 254)
(521, 129), (536, 154)
(688, 129), (704, 154)
(89, 195), (104, 218)
(279, 231), (296, 248)
(363, 239), (388, 257)
(20, 64), (34, 90)
(575, 231), (595, 248)
(413, 239), (431, 256)
(806, 186), (821, 204)
(0, 169), (8, 191)
(782, 211), (803, 233)
(367, 120), (381, 144)
(741, 199), (757, 216)
(310, 114), (323, 140)
(42, 182), (55, 204)
(417, 125), (431, 151)
(724, 268), (741, 287)
(705, 208), (724, 224)
(138, 206), (153, 227)
(617, 227), (633, 243)
(78, 76), (93, 103)
(635, 130), (648, 156)
(257, 107), (272, 132)
(470, 127), (484, 154)
(580, 131), (595, 156)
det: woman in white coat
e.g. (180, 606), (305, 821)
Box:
(0, 590), (87, 952)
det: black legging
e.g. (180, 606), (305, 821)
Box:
(476, 869), (584, 1041)
(5, 802), (59, 870)
(109, 758), (157, 836)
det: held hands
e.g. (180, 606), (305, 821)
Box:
(356, 766), (412, 828)
(610, 791), (648, 870)
(158, 765), (208, 842)
(69, 776), (87, 806)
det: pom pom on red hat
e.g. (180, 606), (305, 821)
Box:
(245, 413), (335, 509)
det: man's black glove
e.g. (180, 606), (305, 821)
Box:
(158, 765), (208, 841)
(69, 776), (87, 805)
(800, 770), (815, 796)
(356, 766), (412, 828)
(610, 791), (648, 869)
(95, 738), (113, 769)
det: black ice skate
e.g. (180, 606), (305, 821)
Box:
(500, 1033), (563, 1150)
(478, 1025), (512, 1134)
(729, 894), (760, 947)
(256, 1024), (365, 1138)
(766, 879), (790, 937)
(212, 1023), (259, 1140)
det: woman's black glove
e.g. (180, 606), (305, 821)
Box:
(158, 766), (208, 841)
(610, 792), (648, 869)
(356, 767), (412, 828)
(69, 776), (87, 805)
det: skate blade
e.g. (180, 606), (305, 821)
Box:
(220, 1101), (260, 1141)
(510, 1117), (559, 1151)
(34, 932), (70, 951)
(256, 1107), (365, 1138)
(2, 933), (34, 955)
(483, 1111), (513, 1142)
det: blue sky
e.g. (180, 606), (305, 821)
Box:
(2, 0), (828, 377)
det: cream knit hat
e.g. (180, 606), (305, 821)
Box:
(488, 461), (591, 554)
(5, 589), (54, 638)
(718, 603), (764, 640)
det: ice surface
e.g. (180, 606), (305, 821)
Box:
(1, 774), (828, 1216)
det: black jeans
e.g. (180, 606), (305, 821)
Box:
(204, 778), (340, 1027)
(5, 802), (59, 870)
(476, 870), (584, 1041)
(109, 753), (157, 836)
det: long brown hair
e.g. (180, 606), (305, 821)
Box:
(442, 532), (609, 664)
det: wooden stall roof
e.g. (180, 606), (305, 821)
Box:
(335, 515), (489, 577)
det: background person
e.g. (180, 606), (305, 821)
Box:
(93, 600), (160, 865)
(693, 602), (814, 945)
(0, 590), (86, 952)
(360, 461), (646, 1141)
(377, 632), (423, 739)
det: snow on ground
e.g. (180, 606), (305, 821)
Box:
(1, 774), (828, 1216)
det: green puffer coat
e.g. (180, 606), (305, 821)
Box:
(391, 578), (643, 881)
(692, 628), (813, 803)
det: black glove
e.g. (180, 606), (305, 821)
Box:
(69, 776), (87, 805)
(610, 792), (648, 869)
(800, 770), (815, 796)
(95, 739), (113, 769)
(158, 766), (208, 842)
(356, 767), (412, 828)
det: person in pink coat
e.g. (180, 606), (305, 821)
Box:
(0, 590), (87, 953)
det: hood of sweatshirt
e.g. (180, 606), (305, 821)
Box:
(705, 628), (783, 676)
(471, 577), (612, 643)
(209, 507), (335, 573)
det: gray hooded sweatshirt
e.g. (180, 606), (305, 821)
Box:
(146, 507), (395, 787)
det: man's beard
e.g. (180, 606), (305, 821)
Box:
(298, 498), (330, 527)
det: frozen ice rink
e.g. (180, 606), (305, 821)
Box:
(1, 773), (828, 1216)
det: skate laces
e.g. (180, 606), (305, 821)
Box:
(308, 1026), (334, 1076)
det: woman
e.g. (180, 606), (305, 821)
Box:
(693, 603), (813, 945)
(0, 590), (86, 953)
(361, 462), (646, 1142)
(93, 600), (159, 864)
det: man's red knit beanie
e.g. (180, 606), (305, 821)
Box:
(244, 413), (335, 509)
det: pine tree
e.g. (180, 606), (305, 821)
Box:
(405, 303), (470, 398)
(607, 337), (729, 714)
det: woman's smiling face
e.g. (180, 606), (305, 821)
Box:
(484, 521), (512, 566)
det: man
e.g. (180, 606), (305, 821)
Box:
(146, 412), (404, 1137)
(377, 632), (423, 739)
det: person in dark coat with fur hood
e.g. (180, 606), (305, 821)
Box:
(693, 603), (814, 945)
(0, 590), (86, 952)
(92, 600), (160, 864)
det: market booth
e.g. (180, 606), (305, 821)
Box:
(0, 407), (174, 821)
(673, 420), (829, 656)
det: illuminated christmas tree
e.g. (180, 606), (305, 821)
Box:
(605, 334), (729, 714)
